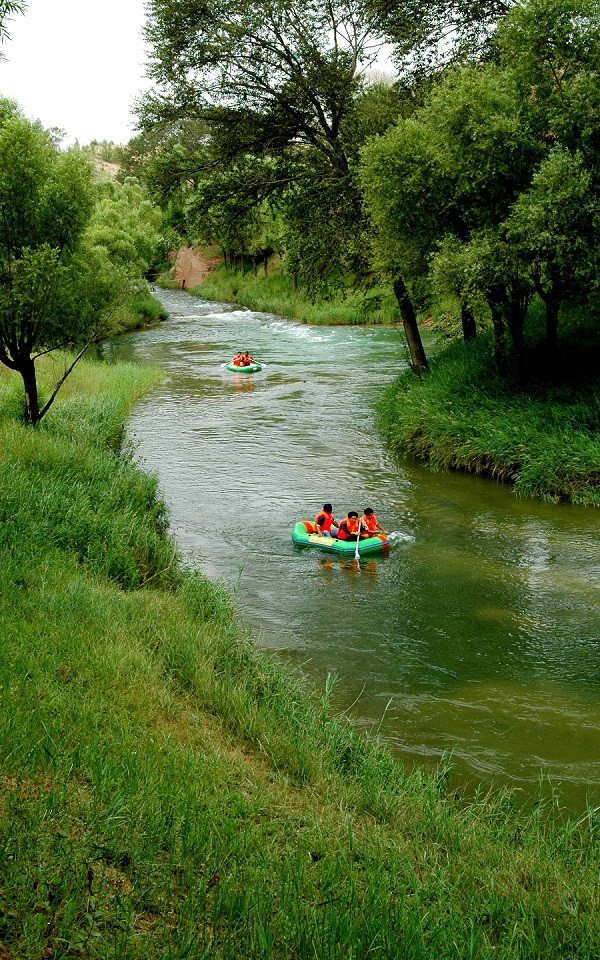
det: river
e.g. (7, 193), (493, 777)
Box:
(102, 287), (600, 811)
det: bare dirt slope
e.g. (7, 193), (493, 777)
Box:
(172, 246), (222, 289)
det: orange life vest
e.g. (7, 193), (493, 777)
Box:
(361, 513), (376, 533)
(337, 517), (359, 540)
(315, 509), (333, 533)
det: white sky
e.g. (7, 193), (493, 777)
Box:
(0, 0), (150, 145)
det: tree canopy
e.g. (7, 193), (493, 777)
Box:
(136, 0), (398, 292)
(0, 104), (156, 424)
(360, 0), (600, 379)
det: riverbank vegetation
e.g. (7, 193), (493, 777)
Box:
(0, 98), (165, 423)
(128, 0), (600, 369)
(2, 357), (600, 957)
(378, 303), (600, 504)
(168, 254), (400, 324)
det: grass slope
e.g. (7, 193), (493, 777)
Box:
(1, 357), (599, 958)
(106, 286), (168, 338)
(378, 310), (600, 505)
(160, 259), (400, 325)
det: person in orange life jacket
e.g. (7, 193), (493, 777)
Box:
(336, 511), (369, 540)
(242, 351), (254, 365)
(360, 507), (388, 536)
(232, 352), (243, 366)
(314, 503), (338, 537)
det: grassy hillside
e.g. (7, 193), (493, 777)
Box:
(1, 356), (600, 958)
(378, 306), (600, 505)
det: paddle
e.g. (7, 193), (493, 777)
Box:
(354, 519), (362, 564)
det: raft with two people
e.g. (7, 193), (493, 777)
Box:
(227, 351), (262, 373)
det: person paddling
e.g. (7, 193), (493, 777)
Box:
(232, 352), (243, 366)
(336, 511), (368, 540)
(242, 351), (254, 365)
(314, 503), (338, 538)
(360, 507), (388, 537)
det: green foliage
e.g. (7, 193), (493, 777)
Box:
(0, 105), (114, 421)
(0, 0), (25, 54)
(137, 1), (400, 292)
(377, 304), (600, 503)
(86, 178), (162, 278)
(505, 147), (600, 300)
(361, 0), (600, 379)
(191, 259), (400, 323)
(368, 0), (515, 76)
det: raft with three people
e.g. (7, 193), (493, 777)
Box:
(291, 520), (389, 555)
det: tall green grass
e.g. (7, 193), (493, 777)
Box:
(184, 261), (401, 325)
(1, 354), (600, 957)
(105, 284), (169, 337)
(378, 306), (600, 504)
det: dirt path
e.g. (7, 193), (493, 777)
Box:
(172, 246), (222, 290)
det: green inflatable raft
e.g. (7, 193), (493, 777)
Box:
(227, 361), (262, 373)
(291, 521), (389, 555)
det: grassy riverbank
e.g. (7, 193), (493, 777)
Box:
(108, 284), (168, 337)
(377, 307), (600, 505)
(159, 257), (400, 325)
(2, 358), (600, 957)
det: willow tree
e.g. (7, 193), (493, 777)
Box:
(0, 107), (117, 424)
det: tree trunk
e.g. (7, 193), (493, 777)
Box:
(223, 250), (229, 271)
(489, 298), (508, 378)
(460, 304), (477, 342)
(533, 274), (561, 351)
(292, 272), (298, 291)
(252, 256), (258, 277)
(263, 252), (268, 275)
(20, 356), (40, 425)
(506, 292), (529, 385)
(393, 276), (428, 374)
(545, 296), (560, 352)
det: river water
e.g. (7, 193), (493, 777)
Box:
(103, 288), (600, 811)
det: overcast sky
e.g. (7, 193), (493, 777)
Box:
(0, 0), (150, 145)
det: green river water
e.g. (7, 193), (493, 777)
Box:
(103, 288), (600, 811)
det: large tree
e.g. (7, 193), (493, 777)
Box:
(142, 0), (381, 171)
(0, 107), (120, 424)
(139, 0), (390, 290)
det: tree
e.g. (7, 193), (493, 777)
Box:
(86, 178), (162, 278)
(139, 0), (389, 290)
(0, 107), (120, 424)
(367, 0), (514, 78)
(505, 148), (600, 350)
(360, 63), (543, 375)
(143, 0), (382, 170)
